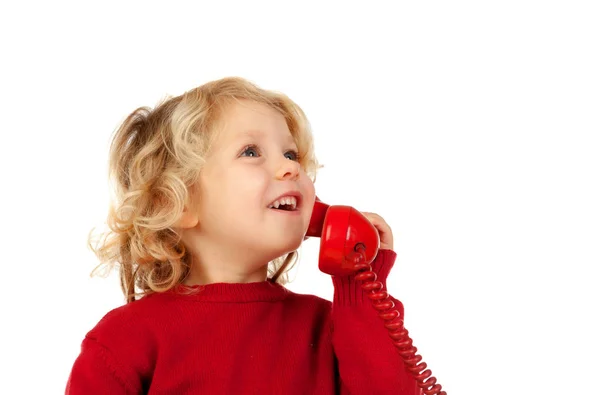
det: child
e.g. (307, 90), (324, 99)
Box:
(66, 77), (422, 394)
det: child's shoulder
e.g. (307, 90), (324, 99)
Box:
(84, 291), (170, 347)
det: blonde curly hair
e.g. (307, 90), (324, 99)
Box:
(88, 77), (320, 303)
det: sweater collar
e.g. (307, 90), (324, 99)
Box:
(165, 279), (291, 302)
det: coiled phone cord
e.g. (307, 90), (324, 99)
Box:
(350, 246), (447, 395)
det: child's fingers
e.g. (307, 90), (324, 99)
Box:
(361, 212), (394, 250)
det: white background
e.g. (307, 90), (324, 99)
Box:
(1, 1), (598, 394)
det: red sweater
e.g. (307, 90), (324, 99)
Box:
(66, 249), (419, 394)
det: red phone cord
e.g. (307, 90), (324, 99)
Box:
(350, 247), (446, 395)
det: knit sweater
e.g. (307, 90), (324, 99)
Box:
(66, 249), (420, 394)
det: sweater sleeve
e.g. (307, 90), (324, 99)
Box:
(65, 337), (141, 395)
(331, 249), (420, 395)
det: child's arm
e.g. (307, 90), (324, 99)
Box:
(331, 249), (421, 395)
(66, 337), (140, 394)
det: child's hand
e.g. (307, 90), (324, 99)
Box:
(361, 212), (394, 250)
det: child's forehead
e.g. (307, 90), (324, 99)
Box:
(222, 99), (284, 124)
(215, 100), (293, 143)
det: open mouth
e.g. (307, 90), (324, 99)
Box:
(268, 195), (300, 211)
(270, 204), (297, 212)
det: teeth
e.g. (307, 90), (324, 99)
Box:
(269, 196), (297, 210)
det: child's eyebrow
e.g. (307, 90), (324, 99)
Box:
(239, 129), (263, 139)
(238, 129), (296, 146)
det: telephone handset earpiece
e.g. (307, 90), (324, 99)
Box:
(305, 196), (446, 395)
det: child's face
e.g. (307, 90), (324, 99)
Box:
(185, 99), (316, 268)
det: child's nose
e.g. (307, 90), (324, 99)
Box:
(275, 158), (300, 180)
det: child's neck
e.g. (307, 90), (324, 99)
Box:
(183, 255), (270, 286)
(181, 235), (276, 285)
(182, 269), (269, 286)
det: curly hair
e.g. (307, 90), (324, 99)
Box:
(88, 77), (321, 303)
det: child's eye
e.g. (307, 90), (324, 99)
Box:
(240, 145), (300, 162)
(285, 150), (300, 161)
(240, 145), (260, 157)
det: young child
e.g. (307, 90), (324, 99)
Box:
(66, 77), (421, 394)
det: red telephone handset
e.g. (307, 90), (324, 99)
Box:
(305, 197), (380, 276)
(306, 197), (446, 395)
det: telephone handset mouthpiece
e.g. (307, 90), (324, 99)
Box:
(305, 197), (380, 276)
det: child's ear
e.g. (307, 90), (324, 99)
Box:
(178, 190), (199, 229)
(177, 185), (201, 228)
(177, 207), (199, 229)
